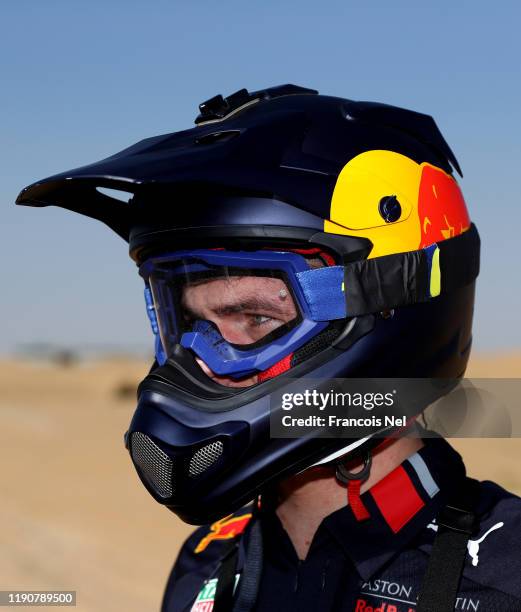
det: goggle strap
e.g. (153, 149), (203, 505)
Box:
(295, 266), (346, 320)
(296, 224), (480, 320)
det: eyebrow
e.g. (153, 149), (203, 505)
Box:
(183, 295), (290, 321)
(213, 296), (288, 316)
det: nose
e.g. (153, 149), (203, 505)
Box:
(195, 357), (258, 388)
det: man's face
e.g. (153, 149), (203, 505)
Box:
(181, 275), (298, 387)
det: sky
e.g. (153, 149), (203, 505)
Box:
(1, 1), (521, 354)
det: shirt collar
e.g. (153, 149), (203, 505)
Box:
(321, 436), (466, 580)
(258, 436), (466, 581)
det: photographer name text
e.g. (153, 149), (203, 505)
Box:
(281, 414), (407, 428)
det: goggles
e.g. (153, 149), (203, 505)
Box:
(139, 249), (341, 379)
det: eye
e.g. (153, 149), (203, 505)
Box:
(251, 314), (273, 326)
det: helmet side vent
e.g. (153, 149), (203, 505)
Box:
(189, 440), (224, 477)
(130, 432), (174, 498)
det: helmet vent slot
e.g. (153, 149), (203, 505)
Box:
(95, 187), (132, 203)
(195, 130), (240, 146)
(189, 440), (224, 477)
(130, 432), (174, 498)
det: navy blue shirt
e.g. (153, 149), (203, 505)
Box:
(163, 439), (521, 611)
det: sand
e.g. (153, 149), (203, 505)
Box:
(0, 355), (520, 611)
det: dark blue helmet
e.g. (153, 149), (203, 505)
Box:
(17, 85), (479, 524)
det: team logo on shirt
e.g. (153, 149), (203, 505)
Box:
(191, 574), (240, 612)
(194, 513), (252, 553)
(357, 580), (481, 611)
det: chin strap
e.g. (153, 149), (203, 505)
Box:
(335, 451), (373, 521)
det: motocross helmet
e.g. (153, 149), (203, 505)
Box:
(16, 84), (480, 524)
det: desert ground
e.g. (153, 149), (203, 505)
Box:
(1, 354), (520, 611)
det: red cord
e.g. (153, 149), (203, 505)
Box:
(347, 479), (370, 521)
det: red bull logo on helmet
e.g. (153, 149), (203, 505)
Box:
(418, 163), (470, 248)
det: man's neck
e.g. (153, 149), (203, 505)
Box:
(275, 437), (424, 560)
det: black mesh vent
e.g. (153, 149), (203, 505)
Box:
(130, 432), (174, 498)
(189, 440), (224, 477)
(291, 325), (343, 367)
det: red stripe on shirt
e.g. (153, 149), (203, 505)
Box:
(370, 465), (425, 533)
